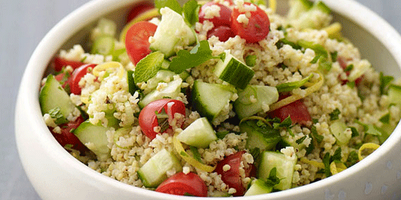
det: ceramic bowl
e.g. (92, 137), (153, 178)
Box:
(15, 0), (401, 199)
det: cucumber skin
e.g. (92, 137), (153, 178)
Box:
(240, 120), (281, 151)
(214, 53), (255, 89)
(39, 74), (76, 125)
(258, 151), (296, 191)
(244, 179), (273, 196)
(73, 121), (110, 161)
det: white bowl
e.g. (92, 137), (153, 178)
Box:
(15, 0), (401, 199)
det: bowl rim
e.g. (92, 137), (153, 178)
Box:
(15, 0), (401, 199)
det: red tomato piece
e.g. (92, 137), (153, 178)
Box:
(214, 151), (252, 196)
(337, 56), (363, 85)
(207, 25), (235, 42)
(230, 2), (270, 43)
(53, 57), (85, 72)
(69, 64), (97, 95)
(199, 2), (232, 27)
(125, 21), (157, 65)
(270, 95), (312, 126)
(55, 72), (71, 89)
(138, 99), (186, 140)
(126, 1), (155, 23)
(156, 172), (207, 197)
(51, 116), (87, 154)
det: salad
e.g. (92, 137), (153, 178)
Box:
(39, 0), (401, 197)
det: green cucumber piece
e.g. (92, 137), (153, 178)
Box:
(388, 84), (401, 106)
(329, 120), (350, 145)
(240, 120), (281, 151)
(91, 18), (117, 40)
(137, 149), (182, 187)
(258, 151), (297, 191)
(287, 0), (313, 20)
(244, 179), (273, 196)
(234, 85), (278, 119)
(176, 117), (217, 148)
(191, 80), (235, 121)
(91, 35), (115, 56)
(138, 78), (182, 108)
(127, 70), (138, 95)
(149, 7), (196, 57)
(39, 74), (76, 125)
(73, 121), (110, 161)
(214, 51), (254, 89)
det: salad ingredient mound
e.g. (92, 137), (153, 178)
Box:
(40, 0), (401, 197)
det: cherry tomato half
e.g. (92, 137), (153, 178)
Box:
(126, 1), (155, 23)
(55, 71), (71, 89)
(51, 116), (87, 154)
(138, 99), (186, 140)
(199, 2), (232, 27)
(53, 57), (85, 72)
(230, 2), (270, 43)
(125, 21), (157, 65)
(69, 64), (97, 95)
(207, 25), (235, 42)
(215, 151), (253, 196)
(156, 172), (207, 197)
(270, 95), (312, 126)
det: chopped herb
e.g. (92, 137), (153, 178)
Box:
(344, 64), (354, 72)
(323, 153), (331, 177)
(296, 136), (307, 144)
(155, 0), (182, 14)
(350, 127), (359, 137)
(264, 167), (281, 187)
(190, 146), (203, 163)
(311, 125), (323, 143)
(275, 38), (301, 50)
(329, 108), (341, 120)
(134, 52), (164, 83)
(48, 107), (66, 124)
(379, 72), (394, 95)
(346, 81), (355, 88)
(245, 55), (257, 67)
(332, 147), (342, 161)
(379, 113), (390, 124)
(345, 151), (359, 167)
(183, 0), (199, 26)
(330, 51), (338, 61)
(216, 131), (229, 139)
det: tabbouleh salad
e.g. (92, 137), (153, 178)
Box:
(39, 0), (401, 197)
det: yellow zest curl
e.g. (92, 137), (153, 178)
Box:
(329, 161), (347, 175)
(300, 157), (325, 169)
(358, 143), (380, 161)
(173, 134), (216, 172)
(92, 61), (126, 79)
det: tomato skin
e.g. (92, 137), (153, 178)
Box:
(230, 2), (270, 43)
(270, 95), (312, 126)
(53, 57), (85, 72)
(215, 151), (251, 196)
(51, 116), (87, 153)
(156, 172), (207, 197)
(138, 99), (186, 140)
(199, 2), (232, 27)
(55, 72), (71, 89)
(69, 64), (97, 95)
(207, 26), (235, 42)
(125, 21), (157, 65)
(126, 1), (155, 23)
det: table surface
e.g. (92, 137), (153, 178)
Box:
(1, 0), (401, 199)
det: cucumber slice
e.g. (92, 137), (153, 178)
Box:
(176, 117), (217, 148)
(214, 51), (255, 89)
(91, 35), (115, 56)
(329, 120), (350, 145)
(39, 74), (76, 125)
(240, 120), (281, 151)
(138, 78), (182, 108)
(149, 7), (196, 57)
(244, 179), (273, 196)
(258, 151), (297, 191)
(137, 149), (182, 187)
(73, 121), (110, 161)
(146, 70), (177, 91)
(91, 18), (117, 40)
(388, 84), (401, 106)
(191, 80), (235, 121)
(234, 85), (278, 119)
(287, 0), (313, 20)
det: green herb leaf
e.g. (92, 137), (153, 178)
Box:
(323, 153), (331, 177)
(296, 136), (307, 144)
(264, 167), (281, 187)
(48, 107), (66, 124)
(134, 52), (164, 83)
(345, 151), (358, 167)
(169, 40), (216, 73)
(331, 147), (342, 161)
(379, 113), (390, 124)
(329, 108), (341, 121)
(379, 72), (394, 95)
(311, 125), (323, 143)
(350, 127), (359, 137)
(245, 55), (257, 66)
(183, 0), (199, 26)
(276, 73), (313, 92)
(190, 146), (203, 163)
(154, 0), (182, 14)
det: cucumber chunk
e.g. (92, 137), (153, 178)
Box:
(191, 81), (235, 122)
(388, 84), (401, 106)
(244, 179), (273, 196)
(73, 121), (110, 161)
(138, 78), (182, 108)
(176, 117), (217, 148)
(258, 150), (297, 191)
(149, 7), (196, 57)
(137, 149), (182, 187)
(39, 74), (76, 125)
(329, 120), (350, 145)
(214, 51), (254, 89)
(240, 120), (281, 151)
(234, 85), (278, 119)
(91, 35), (115, 56)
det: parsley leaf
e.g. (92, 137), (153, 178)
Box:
(154, 0), (182, 14)
(183, 0), (199, 26)
(264, 167), (281, 187)
(48, 107), (66, 124)
(311, 125), (323, 143)
(169, 40), (216, 73)
(329, 108), (341, 121)
(379, 72), (394, 95)
(134, 52), (164, 83)
(379, 113), (390, 124)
